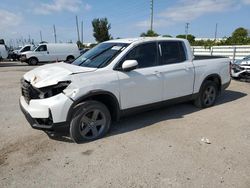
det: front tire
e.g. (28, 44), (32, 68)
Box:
(70, 101), (111, 143)
(194, 80), (218, 108)
(28, 57), (38, 65)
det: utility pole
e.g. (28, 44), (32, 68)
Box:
(21, 36), (24, 46)
(214, 23), (218, 41)
(150, 0), (154, 31)
(185, 23), (190, 39)
(81, 20), (83, 43)
(40, 30), (43, 42)
(53, 24), (57, 43)
(76, 15), (80, 42)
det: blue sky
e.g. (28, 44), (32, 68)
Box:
(0, 0), (250, 45)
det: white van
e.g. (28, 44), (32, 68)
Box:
(20, 43), (80, 65)
(0, 44), (8, 60)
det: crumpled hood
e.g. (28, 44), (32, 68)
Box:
(23, 62), (97, 88)
(237, 60), (250, 65)
(13, 50), (19, 54)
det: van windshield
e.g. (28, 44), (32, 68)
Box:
(72, 42), (129, 68)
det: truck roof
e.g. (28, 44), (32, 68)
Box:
(105, 37), (187, 44)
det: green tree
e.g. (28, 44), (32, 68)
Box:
(228, 27), (249, 45)
(162, 34), (172, 38)
(176, 34), (195, 45)
(92, 18), (112, 43)
(140, 30), (159, 37)
(232, 27), (248, 38)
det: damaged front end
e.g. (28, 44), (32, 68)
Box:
(21, 78), (71, 104)
(20, 77), (73, 131)
(231, 63), (250, 79)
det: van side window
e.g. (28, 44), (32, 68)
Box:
(159, 41), (186, 65)
(124, 42), (158, 68)
(36, 45), (47, 52)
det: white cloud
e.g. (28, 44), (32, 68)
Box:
(137, 0), (237, 28)
(242, 0), (250, 4)
(84, 3), (92, 11)
(34, 0), (83, 15)
(0, 9), (22, 29)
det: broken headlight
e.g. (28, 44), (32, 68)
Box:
(232, 64), (244, 73)
(38, 81), (71, 99)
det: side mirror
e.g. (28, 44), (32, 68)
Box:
(122, 60), (138, 71)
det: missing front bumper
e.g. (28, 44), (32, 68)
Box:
(19, 100), (69, 132)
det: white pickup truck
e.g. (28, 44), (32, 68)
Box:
(20, 38), (231, 143)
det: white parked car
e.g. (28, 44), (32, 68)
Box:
(20, 43), (80, 65)
(20, 38), (231, 143)
(0, 44), (8, 60)
(231, 55), (250, 79)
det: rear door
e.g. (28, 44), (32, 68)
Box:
(117, 42), (163, 109)
(159, 41), (195, 100)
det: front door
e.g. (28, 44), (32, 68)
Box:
(117, 42), (163, 109)
(35, 44), (49, 62)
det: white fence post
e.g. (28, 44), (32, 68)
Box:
(232, 47), (236, 62)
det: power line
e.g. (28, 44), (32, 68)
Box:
(75, 15), (80, 42)
(185, 23), (190, 39)
(53, 24), (57, 43)
(40, 30), (43, 42)
(150, 0), (154, 31)
(81, 21), (83, 43)
(215, 23), (218, 41)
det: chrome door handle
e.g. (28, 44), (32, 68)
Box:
(154, 71), (161, 76)
(184, 67), (192, 71)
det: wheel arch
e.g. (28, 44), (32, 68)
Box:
(66, 55), (75, 61)
(200, 74), (222, 93)
(67, 90), (120, 122)
(28, 56), (39, 62)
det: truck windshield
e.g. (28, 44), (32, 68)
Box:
(72, 42), (129, 68)
(31, 46), (36, 51)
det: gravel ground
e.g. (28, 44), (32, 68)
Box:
(0, 61), (250, 188)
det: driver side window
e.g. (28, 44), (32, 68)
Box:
(123, 42), (158, 68)
(36, 45), (47, 52)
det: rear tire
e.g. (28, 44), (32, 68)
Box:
(194, 80), (218, 108)
(66, 56), (74, 62)
(70, 100), (111, 143)
(28, 57), (38, 65)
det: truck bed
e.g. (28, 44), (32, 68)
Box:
(194, 55), (226, 60)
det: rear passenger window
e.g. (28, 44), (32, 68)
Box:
(124, 42), (158, 68)
(159, 41), (186, 65)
